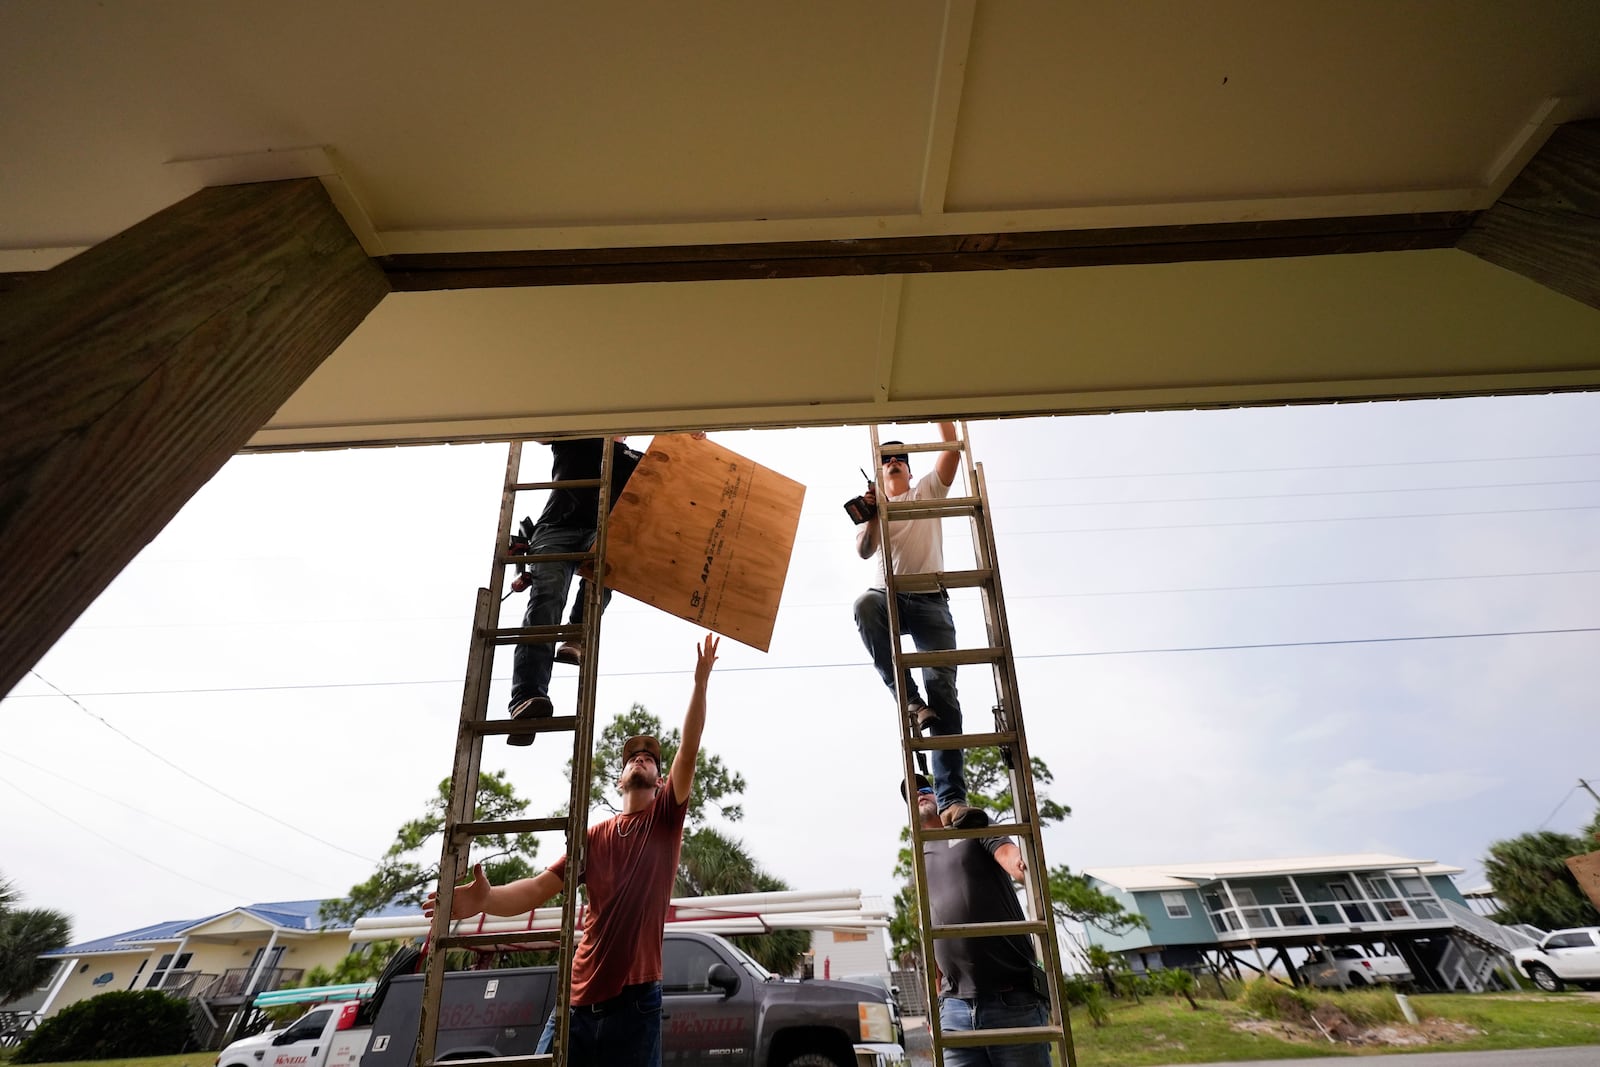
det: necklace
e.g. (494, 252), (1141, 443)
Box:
(616, 811), (648, 839)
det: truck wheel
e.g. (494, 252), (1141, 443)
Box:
(1345, 972), (1367, 987)
(782, 1053), (849, 1067)
(1527, 964), (1564, 992)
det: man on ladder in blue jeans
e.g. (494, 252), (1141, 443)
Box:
(903, 774), (1051, 1067)
(853, 421), (982, 828)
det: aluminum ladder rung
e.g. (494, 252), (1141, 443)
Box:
(883, 495), (982, 520)
(900, 646), (1004, 669)
(512, 477), (603, 492)
(919, 821), (1035, 843)
(891, 568), (995, 593)
(910, 730), (1017, 751)
(878, 440), (962, 457)
(502, 550), (593, 566)
(942, 1025), (1064, 1048)
(452, 817), (570, 840)
(434, 932), (562, 952)
(424, 1056), (554, 1067)
(931, 919), (1049, 940)
(469, 715), (578, 739)
(491, 622), (585, 646)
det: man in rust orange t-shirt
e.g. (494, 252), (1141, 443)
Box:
(428, 634), (719, 1067)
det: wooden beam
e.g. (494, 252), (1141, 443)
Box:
(0, 179), (389, 698)
(1459, 120), (1600, 311)
(380, 212), (1474, 290)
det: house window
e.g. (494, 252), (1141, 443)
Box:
(146, 952), (192, 989)
(1396, 877), (1446, 919)
(1161, 892), (1190, 918)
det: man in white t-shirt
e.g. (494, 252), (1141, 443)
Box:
(853, 422), (980, 829)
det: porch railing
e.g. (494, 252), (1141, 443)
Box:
(1204, 894), (1448, 937)
(210, 967), (306, 998)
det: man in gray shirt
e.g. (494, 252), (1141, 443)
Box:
(903, 774), (1050, 1067)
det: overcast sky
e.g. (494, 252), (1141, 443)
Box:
(4, 392), (1598, 951)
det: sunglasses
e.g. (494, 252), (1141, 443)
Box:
(917, 787), (935, 796)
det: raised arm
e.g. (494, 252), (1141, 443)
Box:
(669, 634), (720, 804)
(424, 862), (564, 920)
(934, 422), (959, 488)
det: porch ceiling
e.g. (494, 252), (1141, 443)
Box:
(4, 2), (1600, 446)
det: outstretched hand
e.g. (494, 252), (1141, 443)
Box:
(694, 633), (720, 686)
(423, 862), (490, 921)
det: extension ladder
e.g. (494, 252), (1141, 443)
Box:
(416, 439), (618, 1067)
(869, 422), (1076, 1067)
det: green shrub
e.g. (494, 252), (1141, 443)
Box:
(14, 990), (192, 1062)
(1238, 977), (1315, 1023)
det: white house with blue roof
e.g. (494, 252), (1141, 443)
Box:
(16, 898), (421, 1041)
(1082, 853), (1535, 993)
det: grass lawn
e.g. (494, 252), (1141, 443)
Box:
(0, 1058), (210, 1067)
(1066, 991), (1600, 1066)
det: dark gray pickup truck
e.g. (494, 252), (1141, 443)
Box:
(360, 931), (903, 1067)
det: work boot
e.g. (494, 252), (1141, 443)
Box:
(940, 804), (989, 830)
(507, 695), (554, 747)
(909, 702), (940, 732)
(555, 641), (583, 666)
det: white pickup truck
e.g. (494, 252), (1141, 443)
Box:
(1511, 926), (1600, 991)
(214, 1000), (369, 1067)
(1297, 946), (1413, 988)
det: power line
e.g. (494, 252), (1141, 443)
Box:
(790, 502), (1600, 547)
(999, 478), (1600, 510)
(6, 625), (1595, 698)
(49, 568), (1600, 632)
(24, 671), (377, 864)
(998, 503), (1600, 538)
(0, 749), (331, 889)
(0, 776), (253, 901)
(1537, 786), (1581, 831)
(986, 450), (1600, 485)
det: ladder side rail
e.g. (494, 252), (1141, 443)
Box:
(487, 441), (526, 598)
(870, 425), (947, 1066)
(969, 460), (1076, 1067)
(549, 436), (617, 1065)
(417, 585), (498, 1067)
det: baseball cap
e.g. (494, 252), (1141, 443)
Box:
(899, 773), (933, 800)
(622, 734), (663, 770)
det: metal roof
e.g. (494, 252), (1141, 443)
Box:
(1085, 853), (1465, 892)
(44, 898), (422, 958)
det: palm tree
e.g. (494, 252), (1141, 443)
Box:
(675, 828), (806, 974)
(1484, 830), (1600, 931)
(0, 874), (73, 1003)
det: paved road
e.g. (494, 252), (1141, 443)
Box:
(1144, 1048), (1599, 1067)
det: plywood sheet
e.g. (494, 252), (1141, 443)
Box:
(602, 434), (804, 651)
(1565, 851), (1600, 911)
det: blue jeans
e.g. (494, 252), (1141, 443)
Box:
(853, 588), (966, 811)
(509, 523), (612, 709)
(940, 991), (1051, 1067)
(536, 981), (662, 1067)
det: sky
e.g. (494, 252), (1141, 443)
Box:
(3, 393), (1599, 954)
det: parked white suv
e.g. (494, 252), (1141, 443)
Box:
(1512, 927), (1600, 991)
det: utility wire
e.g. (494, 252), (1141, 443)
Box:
(7, 626), (1595, 697)
(54, 568), (1600, 630)
(0, 776), (252, 901)
(986, 450), (1600, 484)
(999, 478), (1600, 510)
(0, 749), (330, 888)
(997, 503), (1600, 538)
(1537, 786), (1582, 831)
(25, 671), (378, 864)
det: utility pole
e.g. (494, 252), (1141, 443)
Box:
(1580, 778), (1600, 806)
